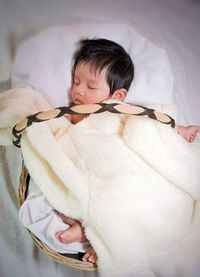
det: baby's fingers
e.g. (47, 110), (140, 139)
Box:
(189, 134), (195, 143)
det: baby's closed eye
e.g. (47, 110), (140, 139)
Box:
(87, 85), (98, 90)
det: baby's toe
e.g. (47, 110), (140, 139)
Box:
(82, 252), (90, 262)
(89, 254), (97, 264)
(88, 255), (94, 263)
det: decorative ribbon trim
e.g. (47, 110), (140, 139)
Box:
(12, 103), (175, 148)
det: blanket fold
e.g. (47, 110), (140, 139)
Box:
(1, 87), (200, 277)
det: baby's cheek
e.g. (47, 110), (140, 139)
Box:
(70, 90), (75, 101)
(84, 95), (98, 104)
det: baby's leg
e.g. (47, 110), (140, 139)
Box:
(82, 245), (97, 264)
(55, 213), (98, 264)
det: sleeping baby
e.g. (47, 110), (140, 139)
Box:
(19, 38), (200, 265)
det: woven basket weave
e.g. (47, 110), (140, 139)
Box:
(18, 164), (97, 271)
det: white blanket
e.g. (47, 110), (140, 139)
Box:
(1, 88), (200, 277)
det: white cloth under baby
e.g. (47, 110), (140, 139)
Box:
(19, 178), (88, 254)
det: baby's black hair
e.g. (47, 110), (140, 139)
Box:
(72, 38), (134, 95)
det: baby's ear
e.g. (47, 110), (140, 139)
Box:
(111, 88), (127, 101)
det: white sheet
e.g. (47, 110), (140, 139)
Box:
(0, 0), (200, 276)
(11, 23), (174, 107)
(18, 178), (89, 254)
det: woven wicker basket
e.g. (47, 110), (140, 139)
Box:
(18, 164), (97, 271)
(16, 103), (176, 271)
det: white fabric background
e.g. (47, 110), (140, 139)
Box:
(0, 0), (200, 277)
(11, 23), (174, 107)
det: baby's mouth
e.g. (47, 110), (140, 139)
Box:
(73, 99), (83, 105)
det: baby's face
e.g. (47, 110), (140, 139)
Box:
(70, 62), (110, 104)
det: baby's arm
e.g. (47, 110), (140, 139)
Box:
(176, 125), (200, 143)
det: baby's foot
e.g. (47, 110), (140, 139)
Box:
(82, 246), (97, 264)
(55, 230), (70, 244)
(56, 222), (86, 244)
(56, 215), (86, 244)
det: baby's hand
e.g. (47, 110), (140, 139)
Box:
(177, 125), (200, 143)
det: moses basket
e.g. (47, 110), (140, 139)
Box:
(15, 102), (175, 271)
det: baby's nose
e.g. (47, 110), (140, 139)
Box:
(77, 90), (85, 96)
(74, 84), (85, 96)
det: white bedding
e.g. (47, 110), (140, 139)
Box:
(11, 23), (174, 107)
(0, 1), (200, 277)
(1, 87), (200, 277)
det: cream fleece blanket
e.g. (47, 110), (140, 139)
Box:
(1, 88), (200, 277)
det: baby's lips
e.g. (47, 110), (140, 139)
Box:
(74, 99), (83, 104)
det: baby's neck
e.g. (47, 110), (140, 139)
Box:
(71, 114), (88, 124)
